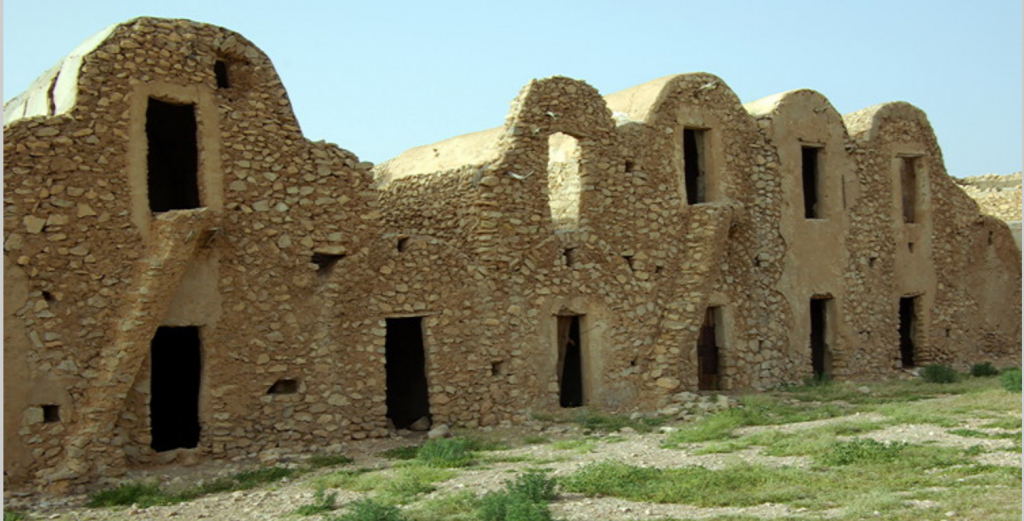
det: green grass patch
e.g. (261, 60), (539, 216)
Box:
(1002, 369), (1022, 393)
(3, 512), (28, 521)
(306, 453), (354, 468)
(478, 470), (557, 521)
(665, 394), (851, 445)
(335, 498), (407, 521)
(921, 364), (960, 384)
(817, 439), (908, 466)
(949, 428), (1022, 441)
(314, 465), (454, 505)
(86, 482), (168, 508)
(970, 362), (1001, 377)
(416, 438), (475, 468)
(980, 417), (1022, 430)
(561, 446), (1011, 514)
(380, 445), (420, 461)
(521, 435), (550, 445)
(86, 465), (298, 508)
(404, 491), (479, 521)
(551, 439), (596, 453)
(294, 488), (338, 516)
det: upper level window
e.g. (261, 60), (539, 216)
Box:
(900, 156), (919, 223)
(683, 128), (707, 204)
(548, 132), (582, 230)
(214, 60), (230, 89)
(146, 98), (201, 212)
(801, 146), (822, 219)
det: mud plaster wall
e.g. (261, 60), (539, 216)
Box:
(4, 17), (1021, 490)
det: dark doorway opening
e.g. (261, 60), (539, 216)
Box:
(557, 315), (584, 408)
(810, 298), (831, 378)
(801, 146), (821, 219)
(385, 317), (430, 429)
(900, 157), (918, 223)
(683, 128), (707, 204)
(899, 297), (917, 367)
(150, 326), (202, 452)
(147, 98), (200, 213)
(698, 307), (722, 391)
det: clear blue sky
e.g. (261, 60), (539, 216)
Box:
(4, 0), (1022, 177)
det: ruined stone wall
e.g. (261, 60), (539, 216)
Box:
(4, 17), (1020, 491)
(3, 18), (388, 489)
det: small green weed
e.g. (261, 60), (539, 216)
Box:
(920, 364), (959, 384)
(307, 454), (354, 468)
(463, 433), (512, 452)
(818, 438), (907, 466)
(1001, 369), (1022, 393)
(949, 428), (1022, 441)
(231, 466), (296, 488)
(381, 445), (420, 460)
(313, 468), (379, 490)
(981, 417), (1022, 430)
(404, 490), (479, 521)
(970, 362), (1001, 377)
(551, 439), (596, 453)
(335, 498), (407, 521)
(295, 488), (337, 516)
(478, 471), (557, 521)
(3, 512), (28, 521)
(86, 482), (169, 508)
(416, 438), (475, 468)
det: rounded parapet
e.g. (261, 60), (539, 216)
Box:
(843, 101), (935, 144)
(4, 17), (300, 131)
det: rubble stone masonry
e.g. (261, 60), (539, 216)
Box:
(4, 18), (1020, 491)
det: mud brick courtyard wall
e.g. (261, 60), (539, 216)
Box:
(4, 17), (1021, 491)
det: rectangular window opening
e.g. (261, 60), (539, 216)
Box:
(698, 307), (723, 391)
(147, 98), (200, 213)
(42, 405), (61, 423)
(810, 298), (832, 379)
(267, 379), (299, 395)
(900, 156), (918, 223)
(801, 146), (821, 219)
(556, 315), (585, 408)
(311, 252), (345, 277)
(385, 317), (430, 430)
(563, 248), (575, 267)
(899, 297), (917, 368)
(214, 60), (230, 89)
(683, 128), (707, 204)
(150, 326), (202, 452)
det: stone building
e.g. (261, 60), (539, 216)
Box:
(4, 17), (1020, 490)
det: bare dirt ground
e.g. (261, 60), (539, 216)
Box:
(7, 395), (1021, 521)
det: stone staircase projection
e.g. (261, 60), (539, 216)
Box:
(43, 209), (218, 490)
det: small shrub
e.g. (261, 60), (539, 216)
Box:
(1001, 368), (1022, 393)
(335, 498), (406, 521)
(295, 488), (338, 516)
(4, 511), (29, 521)
(970, 362), (1000, 377)
(506, 470), (557, 503)
(818, 438), (907, 466)
(478, 471), (557, 521)
(920, 364), (958, 384)
(416, 438), (474, 468)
